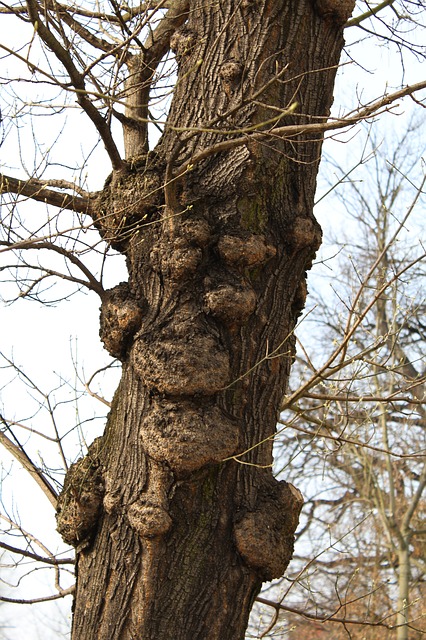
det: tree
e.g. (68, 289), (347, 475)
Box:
(0, 2), (425, 639)
(267, 125), (425, 639)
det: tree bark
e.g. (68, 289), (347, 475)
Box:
(56, 1), (355, 638)
(396, 541), (410, 640)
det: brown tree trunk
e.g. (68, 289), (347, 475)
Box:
(56, 2), (354, 638)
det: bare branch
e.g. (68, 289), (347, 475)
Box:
(0, 424), (58, 508)
(0, 586), (74, 604)
(0, 1), (174, 19)
(174, 80), (426, 176)
(0, 173), (96, 215)
(25, 0), (124, 170)
(256, 596), (399, 629)
(0, 540), (74, 565)
(281, 420), (425, 460)
(346, 0), (397, 27)
(0, 240), (105, 296)
(121, 0), (189, 156)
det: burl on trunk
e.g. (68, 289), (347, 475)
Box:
(56, 1), (354, 638)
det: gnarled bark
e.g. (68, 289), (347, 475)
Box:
(56, 1), (354, 638)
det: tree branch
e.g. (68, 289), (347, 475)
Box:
(346, 0), (396, 27)
(0, 240), (105, 297)
(58, 7), (118, 53)
(256, 596), (410, 630)
(0, 587), (75, 604)
(0, 423), (58, 508)
(121, 0), (189, 156)
(401, 461), (426, 532)
(25, 0), (124, 170)
(302, 391), (425, 405)
(173, 80), (426, 177)
(280, 420), (425, 460)
(0, 540), (74, 565)
(0, 173), (96, 215)
(0, 1), (174, 18)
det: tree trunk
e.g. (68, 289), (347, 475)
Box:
(56, 2), (354, 638)
(396, 541), (410, 640)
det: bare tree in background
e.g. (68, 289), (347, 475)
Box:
(266, 126), (425, 639)
(0, 2), (425, 639)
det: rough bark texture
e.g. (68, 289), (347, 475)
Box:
(56, 1), (354, 638)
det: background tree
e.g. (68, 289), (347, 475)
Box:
(260, 125), (425, 639)
(0, 2), (425, 639)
